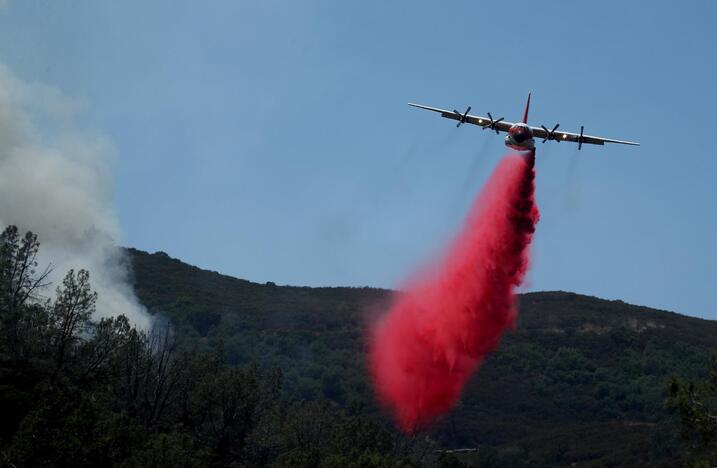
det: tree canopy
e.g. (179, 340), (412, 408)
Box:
(1, 227), (716, 466)
(0, 226), (425, 467)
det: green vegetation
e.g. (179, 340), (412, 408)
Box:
(668, 354), (717, 467)
(0, 227), (424, 467)
(1, 227), (716, 466)
(128, 248), (717, 466)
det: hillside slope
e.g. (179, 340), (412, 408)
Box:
(128, 248), (716, 466)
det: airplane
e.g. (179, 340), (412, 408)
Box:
(408, 93), (639, 151)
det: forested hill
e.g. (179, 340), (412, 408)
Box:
(127, 247), (717, 466)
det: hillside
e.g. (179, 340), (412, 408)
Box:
(127, 248), (717, 466)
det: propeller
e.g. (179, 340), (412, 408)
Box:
(578, 125), (585, 150)
(481, 112), (505, 134)
(452, 106), (471, 127)
(540, 123), (561, 143)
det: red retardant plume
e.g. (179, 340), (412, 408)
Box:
(369, 151), (539, 432)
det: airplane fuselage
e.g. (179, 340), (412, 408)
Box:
(505, 123), (535, 151)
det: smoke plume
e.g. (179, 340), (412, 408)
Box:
(0, 62), (150, 329)
(369, 151), (539, 432)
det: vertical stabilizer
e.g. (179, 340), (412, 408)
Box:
(522, 92), (531, 124)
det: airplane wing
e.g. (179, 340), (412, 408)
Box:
(408, 103), (514, 133)
(530, 125), (639, 147)
(409, 102), (639, 147)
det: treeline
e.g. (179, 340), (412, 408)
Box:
(3, 224), (717, 467)
(0, 226), (439, 467)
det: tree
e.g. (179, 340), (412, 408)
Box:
(79, 314), (133, 381)
(110, 322), (186, 429)
(0, 226), (51, 357)
(49, 269), (97, 380)
(668, 353), (717, 467)
(203, 366), (261, 463)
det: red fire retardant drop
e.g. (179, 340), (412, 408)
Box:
(370, 151), (539, 432)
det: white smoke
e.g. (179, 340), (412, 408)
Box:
(0, 62), (151, 329)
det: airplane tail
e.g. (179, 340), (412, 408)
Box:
(522, 92), (531, 124)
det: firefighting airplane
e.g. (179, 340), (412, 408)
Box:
(408, 93), (639, 151)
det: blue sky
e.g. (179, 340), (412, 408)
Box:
(0, 1), (715, 318)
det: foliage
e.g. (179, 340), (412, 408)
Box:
(668, 353), (717, 467)
(128, 248), (717, 466)
(2, 228), (716, 466)
(0, 227), (417, 467)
